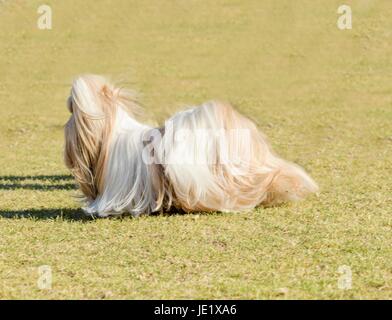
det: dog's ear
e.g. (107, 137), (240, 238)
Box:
(105, 82), (142, 119)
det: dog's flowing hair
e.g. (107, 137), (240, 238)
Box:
(65, 75), (318, 217)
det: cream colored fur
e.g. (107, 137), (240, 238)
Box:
(64, 75), (318, 217)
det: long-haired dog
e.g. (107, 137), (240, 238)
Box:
(64, 75), (318, 217)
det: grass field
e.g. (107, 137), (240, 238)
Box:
(0, 0), (391, 299)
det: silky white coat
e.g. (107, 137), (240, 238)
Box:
(64, 75), (318, 217)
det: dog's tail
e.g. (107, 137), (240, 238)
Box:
(261, 156), (319, 206)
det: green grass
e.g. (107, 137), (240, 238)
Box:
(0, 0), (391, 299)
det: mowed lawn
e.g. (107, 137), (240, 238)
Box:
(0, 0), (391, 299)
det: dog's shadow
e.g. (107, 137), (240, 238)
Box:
(0, 174), (87, 221)
(0, 207), (201, 221)
(0, 208), (92, 221)
(0, 175), (238, 221)
(0, 175), (77, 191)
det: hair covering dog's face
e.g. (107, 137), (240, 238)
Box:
(64, 75), (116, 199)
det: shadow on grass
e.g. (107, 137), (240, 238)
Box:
(0, 208), (92, 221)
(0, 174), (225, 220)
(0, 207), (223, 221)
(0, 175), (73, 181)
(0, 175), (77, 191)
